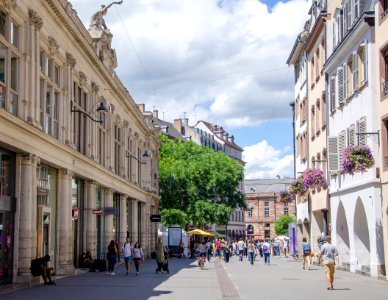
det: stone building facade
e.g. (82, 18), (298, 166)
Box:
(244, 179), (295, 240)
(0, 0), (159, 285)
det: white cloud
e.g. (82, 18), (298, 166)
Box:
(243, 140), (294, 179)
(70, 0), (310, 127)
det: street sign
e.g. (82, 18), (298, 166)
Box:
(150, 214), (161, 222)
(92, 209), (103, 215)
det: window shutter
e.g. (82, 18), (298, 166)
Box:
(354, 0), (359, 20)
(353, 52), (358, 91)
(362, 43), (367, 82)
(338, 130), (346, 170)
(344, 64), (348, 100)
(358, 116), (367, 146)
(338, 67), (344, 104)
(348, 124), (355, 146)
(330, 76), (336, 112)
(328, 137), (339, 171)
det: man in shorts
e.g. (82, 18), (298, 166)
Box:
(122, 237), (133, 275)
(319, 236), (338, 290)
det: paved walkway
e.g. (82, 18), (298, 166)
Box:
(1, 255), (388, 300)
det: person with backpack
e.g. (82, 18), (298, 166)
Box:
(262, 239), (271, 265)
(237, 238), (245, 261)
(122, 237), (132, 275)
(301, 237), (311, 270)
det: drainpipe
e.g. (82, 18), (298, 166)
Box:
(289, 101), (296, 178)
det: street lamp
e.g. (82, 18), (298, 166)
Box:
(70, 97), (109, 124)
(126, 150), (150, 165)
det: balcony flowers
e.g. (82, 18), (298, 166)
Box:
(278, 190), (295, 204)
(289, 176), (307, 196)
(342, 145), (374, 175)
(302, 168), (328, 192)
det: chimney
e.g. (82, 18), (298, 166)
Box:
(223, 132), (228, 140)
(137, 104), (145, 113)
(183, 118), (189, 126)
(228, 135), (235, 143)
(153, 110), (158, 119)
(174, 119), (183, 133)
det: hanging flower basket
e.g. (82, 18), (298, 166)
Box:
(289, 176), (307, 196)
(278, 190), (295, 204)
(302, 168), (328, 192)
(342, 145), (374, 175)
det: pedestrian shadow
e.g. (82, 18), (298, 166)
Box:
(0, 258), (198, 300)
(332, 288), (352, 291)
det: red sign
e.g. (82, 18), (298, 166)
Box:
(92, 209), (103, 215)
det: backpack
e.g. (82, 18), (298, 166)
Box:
(303, 243), (311, 255)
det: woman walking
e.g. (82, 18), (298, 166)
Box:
(301, 237), (311, 270)
(155, 237), (165, 274)
(247, 240), (256, 265)
(132, 241), (144, 275)
(107, 240), (118, 275)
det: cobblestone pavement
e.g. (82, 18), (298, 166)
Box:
(1, 255), (388, 300)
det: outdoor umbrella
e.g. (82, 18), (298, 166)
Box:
(187, 229), (214, 237)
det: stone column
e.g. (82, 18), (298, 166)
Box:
(104, 189), (114, 249)
(15, 155), (37, 282)
(142, 199), (151, 257)
(56, 169), (74, 275)
(85, 181), (96, 255)
(119, 195), (128, 244)
(130, 199), (138, 243)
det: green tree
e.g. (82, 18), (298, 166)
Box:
(159, 135), (244, 227)
(274, 214), (296, 236)
(160, 209), (189, 228)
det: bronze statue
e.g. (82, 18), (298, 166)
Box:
(90, 1), (123, 31)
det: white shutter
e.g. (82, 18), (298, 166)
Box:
(348, 124), (355, 146)
(330, 76), (336, 112)
(354, 0), (359, 20)
(338, 67), (344, 104)
(328, 137), (339, 171)
(358, 116), (367, 146)
(338, 130), (346, 170)
(362, 43), (367, 83)
(353, 52), (358, 91)
(344, 63), (348, 100)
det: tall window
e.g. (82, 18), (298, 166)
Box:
(264, 201), (269, 218)
(284, 203), (289, 215)
(98, 119), (107, 167)
(248, 208), (253, 218)
(0, 10), (20, 116)
(127, 138), (133, 181)
(114, 125), (122, 175)
(347, 56), (353, 97)
(383, 49), (388, 96)
(72, 82), (88, 154)
(330, 76), (336, 112)
(40, 50), (60, 138)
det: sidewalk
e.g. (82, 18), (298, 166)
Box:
(221, 254), (388, 300)
(0, 258), (226, 300)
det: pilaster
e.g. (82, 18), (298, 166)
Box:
(85, 180), (96, 255)
(119, 195), (128, 244)
(104, 189), (114, 248)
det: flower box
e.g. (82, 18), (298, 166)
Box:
(342, 145), (374, 175)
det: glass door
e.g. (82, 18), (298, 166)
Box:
(0, 211), (14, 284)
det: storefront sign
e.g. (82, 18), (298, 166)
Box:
(104, 207), (118, 215)
(150, 214), (161, 222)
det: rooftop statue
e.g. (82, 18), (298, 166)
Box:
(90, 1), (123, 31)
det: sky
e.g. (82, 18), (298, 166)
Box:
(70, 0), (311, 179)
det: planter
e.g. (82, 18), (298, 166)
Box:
(278, 190), (295, 204)
(342, 145), (374, 175)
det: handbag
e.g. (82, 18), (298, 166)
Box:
(310, 251), (314, 257)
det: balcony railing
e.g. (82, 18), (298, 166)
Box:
(384, 81), (388, 96)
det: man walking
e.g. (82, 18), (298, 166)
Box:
(122, 237), (133, 275)
(263, 239), (271, 265)
(237, 239), (245, 261)
(319, 236), (338, 290)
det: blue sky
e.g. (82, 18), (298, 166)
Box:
(71, 0), (310, 179)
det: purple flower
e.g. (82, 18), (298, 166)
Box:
(342, 145), (374, 175)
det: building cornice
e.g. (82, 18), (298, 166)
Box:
(42, 0), (150, 135)
(305, 14), (330, 53)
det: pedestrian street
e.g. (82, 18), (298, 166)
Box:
(1, 254), (388, 300)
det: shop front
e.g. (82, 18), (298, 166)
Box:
(0, 149), (15, 284)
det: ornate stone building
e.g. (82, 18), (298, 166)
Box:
(0, 0), (159, 284)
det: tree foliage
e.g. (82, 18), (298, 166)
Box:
(274, 214), (296, 236)
(159, 135), (244, 227)
(160, 209), (189, 228)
